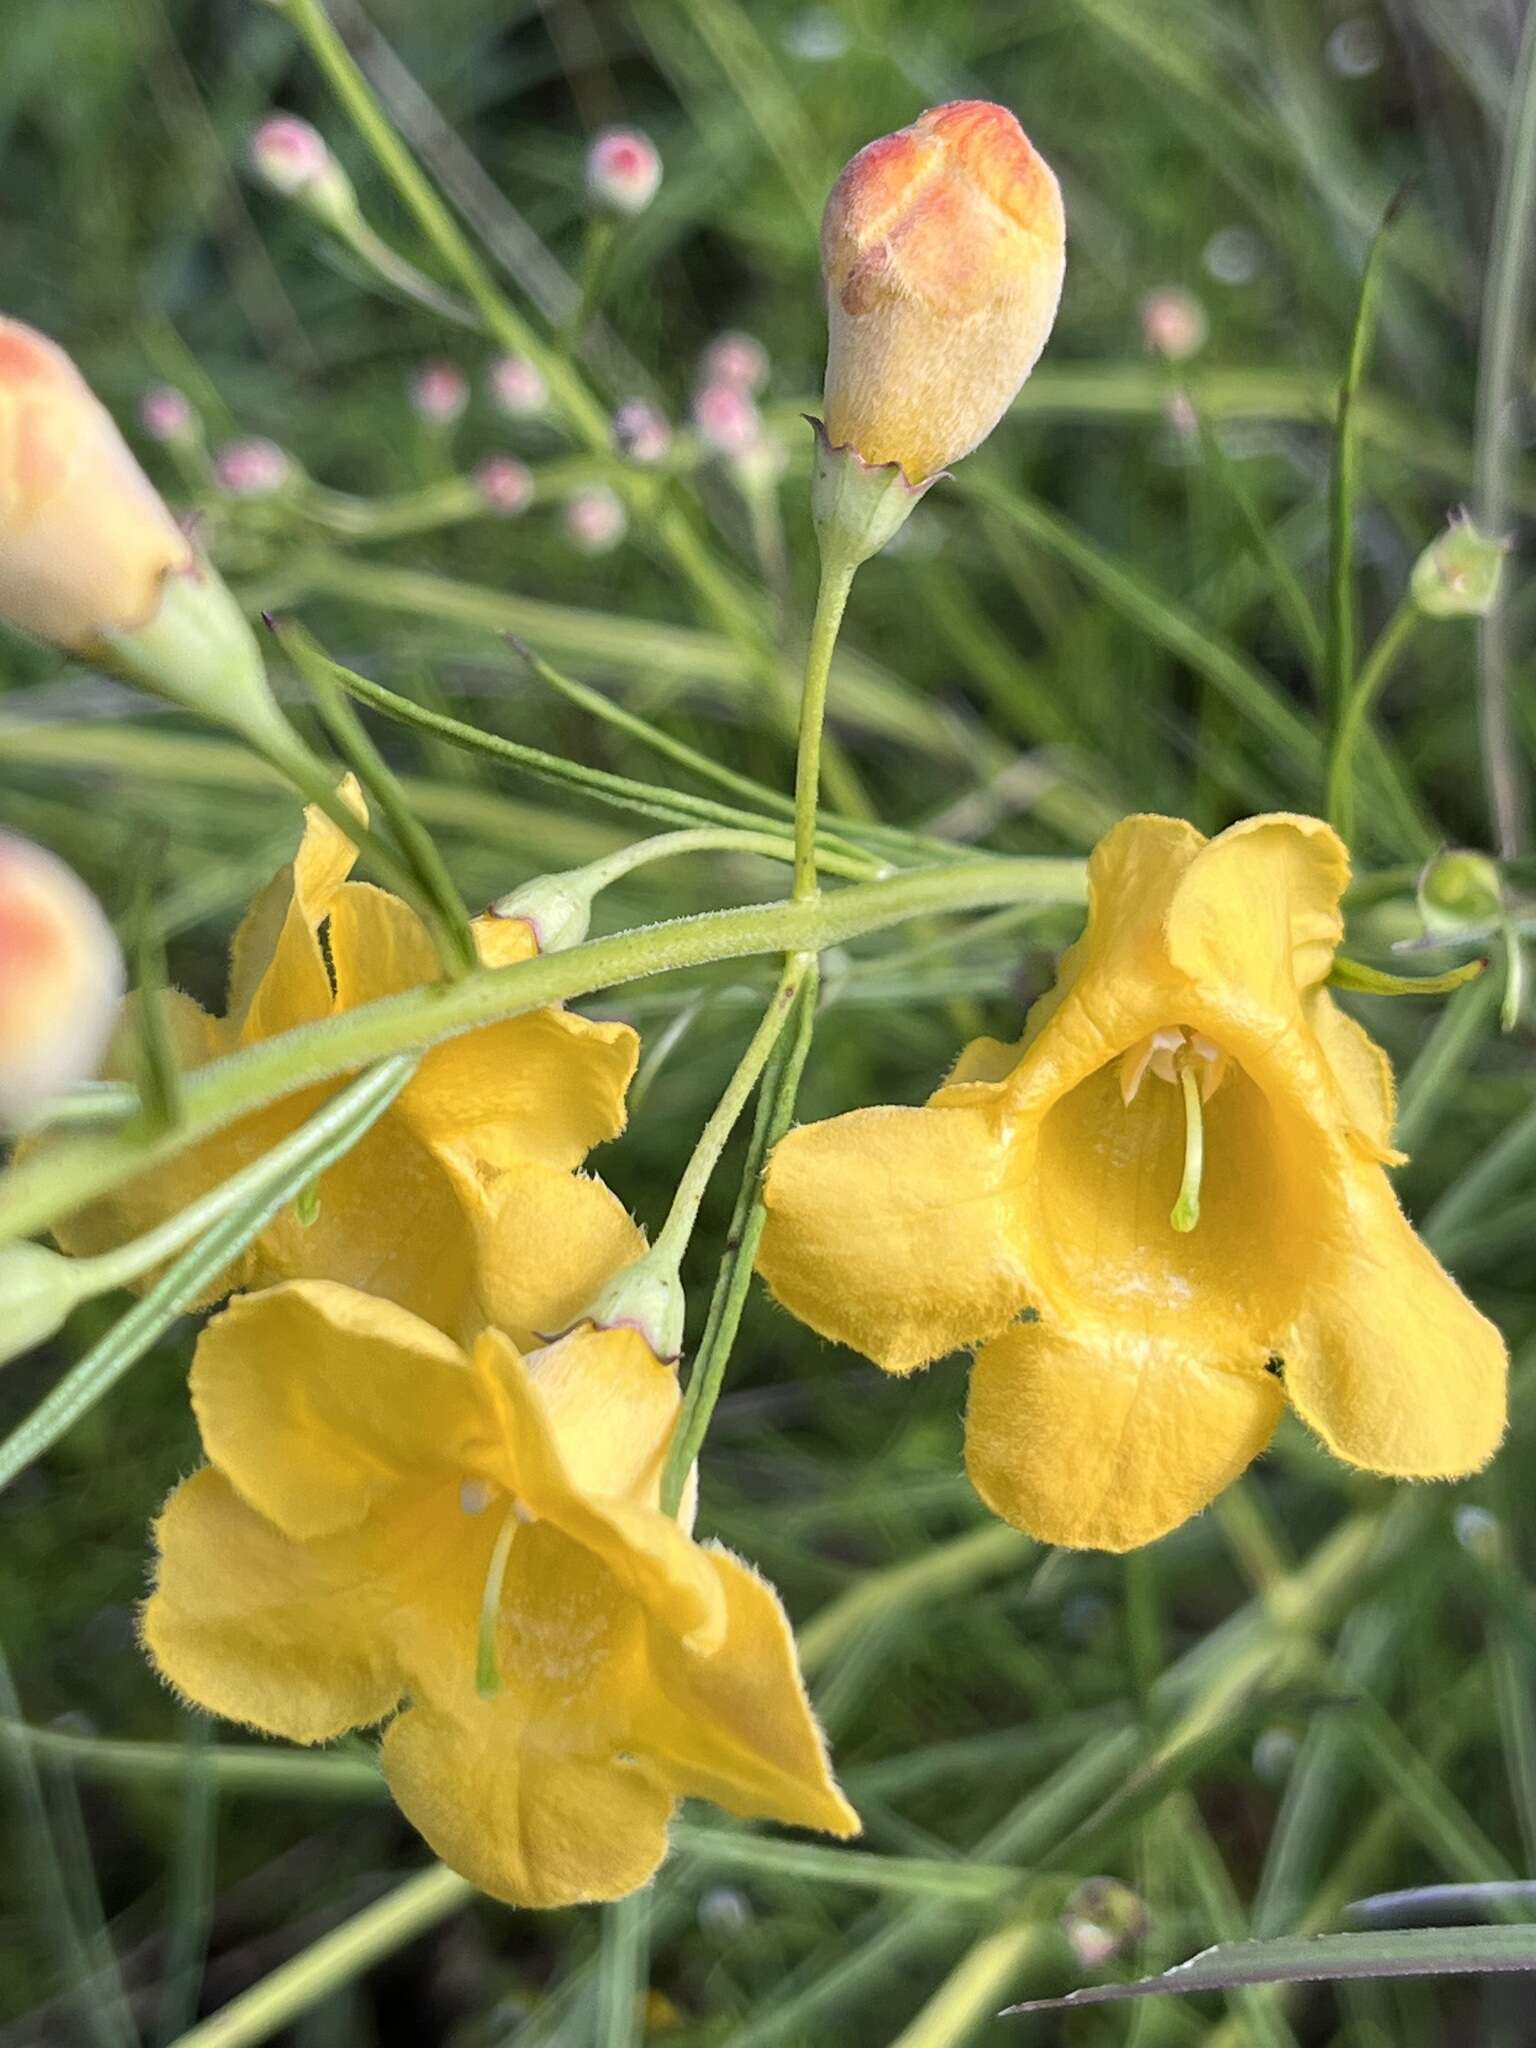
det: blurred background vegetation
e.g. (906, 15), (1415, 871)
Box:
(2, 0), (1535, 2041)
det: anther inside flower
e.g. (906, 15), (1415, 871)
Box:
(758, 813), (1509, 1552)
(143, 1281), (857, 1907)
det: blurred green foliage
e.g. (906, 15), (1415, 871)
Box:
(2, 0), (1535, 2042)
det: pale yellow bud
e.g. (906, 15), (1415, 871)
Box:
(0, 832), (124, 1128)
(820, 100), (1066, 483)
(0, 317), (192, 651)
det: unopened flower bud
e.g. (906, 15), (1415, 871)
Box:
(0, 318), (192, 650)
(1060, 1878), (1147, 1972)
(1419, 849), (1504, 937)
(213, 436), (292, 498)
(488, 354), (548, 418)
(1140, 285), (1208, 363)
(612, 398), (672, 465)
(820, 100), (1065, 484)
(138, 385), (197, 446)
(473, 455), (534, 517)
(697, 1885), (752, 1938)
(247, 114), (358, 232)
(410, 360), (468, 425)
(0, 1242), (88, 1365)
(1252, 1725), (1299, 1784)
(584, 128), (661, 217)
(0, 319), (290, 750)
(1410, 513), (1508, 619)
(0, 832), (124, 1129)
(563, 484), (627, 555)
(1454, 1503), (1502, 1562)
(700, 331), (770, 393)
(692, 383), (761, 458)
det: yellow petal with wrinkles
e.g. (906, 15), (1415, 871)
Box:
(470, 1162), (646, 1350)
(1282, 1169), (1506, 1477)
(143, 1469), (400, 1743)
(228, 785), (363, 1044)
(522, 1324), (680, 1504)
(757, 1101), (1030, 1373)
(645, 1545), (859, 1838)
(1306, 989), (1403, 1162)
(191, 1283), (487, 1541)
(1166, 813), (1350, 1005)
(965, 1319), (1284, 1552)
(473, 1332), (724, 1652)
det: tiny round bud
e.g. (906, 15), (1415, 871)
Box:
(692, 382), (761, 457)
(1419, 848), (1505, 936)
(487, 354), (548, 418)
(1410, 512), (1508, 620)
(213, 436), (292, 498)
(138, 385), (196, 445)
(1140, 286), (1209, 363)
(1251, 1725), (1299, 1784)
(473, 455), (534, 517)
(698, 1886), (752, 1939)
(563, 484), (627, 555)
(1454, 1503), (1502, 1561)
(821, 100), (1065, 482)
(0, 833), (124, 1129)
(1326, 18), (1383, 79)
(700, 330), (770, 394)
(611, 398), (673, 465)
(410, 360), (468, 424)
(584, 128), (662, 217)
(0, 1242), (87, 1364)
(248, 114), (332, 199)
(1060, 1879), (1148, 1972)
(784, 8), (849, 61)
(1203, 225), (1263, 285)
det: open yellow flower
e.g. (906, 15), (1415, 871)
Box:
(53, 785), (641, 1345)
(142, 1282), (857, 1907)
(758, 814), (1508, 1553)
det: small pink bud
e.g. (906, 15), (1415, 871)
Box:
(0, 833), (124, 1127)
(700, 330), (770, 394)
(1140, 286), (1208, 363)
(410, 361), (468, 424)
(487, 354), (548, 418)
(248, 114), (332, 198)
(474, 455), (534, 516)
(563, 485), (627, 555)
(692, 382), (761, 457)
(585, 128), (662, 217)
(138, 385), (196, 445)
(213, 437), (292, 498)
(611, 398), (673, 465)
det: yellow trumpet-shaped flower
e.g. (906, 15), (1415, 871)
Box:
(142, 1282), (857, 1907)
(53, 785), (641, 1345)
(758, 814), (1508, 1553)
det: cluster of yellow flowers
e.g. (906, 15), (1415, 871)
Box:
(0, 90), (1510, 1917)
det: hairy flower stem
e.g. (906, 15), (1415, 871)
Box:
(792, 559), (858, 902)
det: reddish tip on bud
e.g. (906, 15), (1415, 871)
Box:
(0, 316), (193, 650)
(692, 383), (761, 458)
(410, 360), (468, 424)
(487, 354), (548, 418)
(584, 128), (661, 216)
(700, 331), (770, 394)
(611, 398), (673, 465)
(213, 436), (292, 498)
(563, 485), (628, 555)
(474, 455), (534, 516)
(0, 833), (124, 1127)
(820, 99), (1065, 482)
(248, 114), (334, 199)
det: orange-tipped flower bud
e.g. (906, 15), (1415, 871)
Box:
(0, 833), (124, 1128)
(0, 318), (192, 651)
(820, 101), (1065, 483)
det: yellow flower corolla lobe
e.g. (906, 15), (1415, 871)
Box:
(52, 785), (642, 1345)
(143, 1282), (858, 1907)
(758, 814), (1508, 1553)
(0, 317), (192, 649)
(821, 100), (1065, 483)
